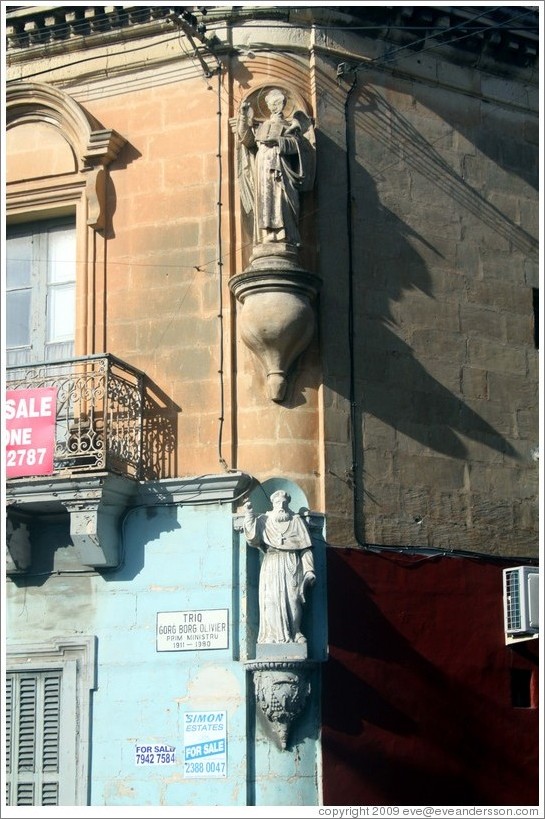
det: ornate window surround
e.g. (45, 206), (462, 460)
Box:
(5, 83), (133, 573)
(6, 81), (126, 356)
(6, 636), (97, 805)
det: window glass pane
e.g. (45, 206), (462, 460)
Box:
(6, 218), (75, 364)
(47, 284), (76, 343)
(7, 234), (32, 288)
(7, 291), (31, 347)
(47, 227), (76, 284)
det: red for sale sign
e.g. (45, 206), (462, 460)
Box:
(5, 387), (58, 478)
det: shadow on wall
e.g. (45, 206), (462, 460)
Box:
(353, 85), (538, 255)
(315, 80), (527, 463)
(321, 549), (540, 806)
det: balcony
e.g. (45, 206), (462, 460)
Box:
(5, 354), (179, 573)
(6, 353), (177, 481)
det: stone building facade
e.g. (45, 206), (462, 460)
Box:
(4, 4), (540, 809)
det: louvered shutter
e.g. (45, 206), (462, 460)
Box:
(5, 670), (62, 806)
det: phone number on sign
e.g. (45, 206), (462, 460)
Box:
(136, 752), (175, 765)
(185, 761), (226, 775)
(6, 448), (48, 468)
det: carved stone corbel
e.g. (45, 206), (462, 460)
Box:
(63, 475), (135, 568)
(247, 660), (314, 750)
(84, 128), (126, 230)
(230, 264), (321, 402)
(86, 166), (107, 230)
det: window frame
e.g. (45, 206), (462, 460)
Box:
(6, 216), (77, 366)
(6, 82), (127, 360)
(5, 636), (96, 806)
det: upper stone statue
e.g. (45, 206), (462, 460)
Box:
(232, 87), (316, 252)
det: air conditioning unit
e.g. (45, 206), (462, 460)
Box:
(503, 566), (539, 642)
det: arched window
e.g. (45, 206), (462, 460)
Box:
(5, 82), (126, 362)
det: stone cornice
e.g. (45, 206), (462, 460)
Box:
(136, 472), (255, 506)
(5, 5), (539, 75)
(5, 5), (211, 61)
(5, 471), (255, 574)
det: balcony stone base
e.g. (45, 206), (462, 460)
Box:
(5, 472), (138, 572)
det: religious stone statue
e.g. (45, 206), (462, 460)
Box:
(243, 490), (316, 645)
(232, 87), (315, 251)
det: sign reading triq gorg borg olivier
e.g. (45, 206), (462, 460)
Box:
(156, 609), (229, 652)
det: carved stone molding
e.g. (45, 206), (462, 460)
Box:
(246, 659), (315, 750)
(6, 82), (126, 232)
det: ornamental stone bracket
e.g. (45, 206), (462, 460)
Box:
(229, 262), (321, 403)
(5, 473), (138, 574)
(63, 477), (137, 568)
(246, 656), (315, 750)
(84, 128), (127, 230)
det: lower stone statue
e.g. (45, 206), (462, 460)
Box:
(243, 489), (315, 646)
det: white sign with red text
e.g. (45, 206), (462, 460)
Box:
(5, 388), (57, 478)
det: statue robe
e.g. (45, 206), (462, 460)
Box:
(244, 512), (314, 644)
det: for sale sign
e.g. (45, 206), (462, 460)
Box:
(183, 711), (227, 778)
(5, 388), (57, 478)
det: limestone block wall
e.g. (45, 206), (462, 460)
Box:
(6, 47), (323, 509)
(5, 7), (539, 556)
(77, 74), (233, 481)
(314, 42), (539, 556)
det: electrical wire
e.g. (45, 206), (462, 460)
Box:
(345, 6), (538, 74)
(341, 66), (539, 568)
(214, 53), (229, 472)
(6, 8), (538, 84)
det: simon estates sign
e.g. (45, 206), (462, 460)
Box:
(5, 388), (57, 478)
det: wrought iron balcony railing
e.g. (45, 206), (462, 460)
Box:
(6, 354), (178, 481)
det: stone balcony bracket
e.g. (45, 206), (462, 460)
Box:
(5, 473), (138, 573)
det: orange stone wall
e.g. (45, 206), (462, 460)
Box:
(6, 50), (322, 509)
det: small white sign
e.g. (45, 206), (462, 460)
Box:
(135, 743), (176, 765)
(156, 609), (229, 652)
(183, 711), (227, 778)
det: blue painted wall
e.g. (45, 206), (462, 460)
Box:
(6, 474), (325, 807)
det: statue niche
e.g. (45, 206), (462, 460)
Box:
(229, 84), (321, 403)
